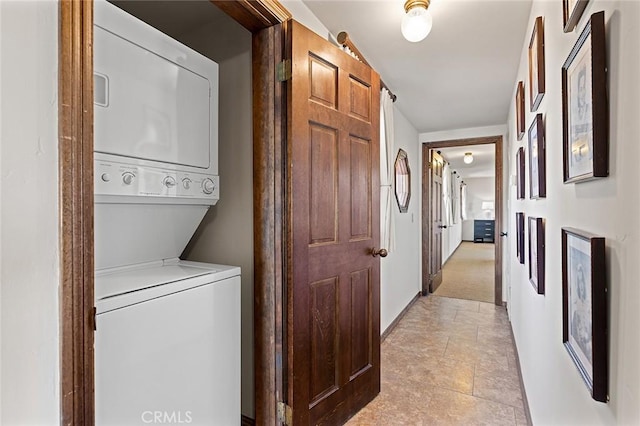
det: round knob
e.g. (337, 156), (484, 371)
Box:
(182, 178), (192, 190)
(371, 247), (388, 258)
(202, 178), (215, 195)
(101, 173), (111, 182)
(163, 176), (177, 188)
(122, 172), (135, 185)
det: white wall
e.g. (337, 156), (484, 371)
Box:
(507, 1), (640, 424)
(0, 1), (59, 424)
(178, 24), (255, 419)
(461, 177), (496, 241)
(420, 124), (509, 300)
(280, 0), (331, 39)
(380, 107), (422, 333)
(442, 220), (462, 262)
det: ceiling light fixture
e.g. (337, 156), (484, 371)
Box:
(463, 152), (474, 164)
(401, 0), (433, 43)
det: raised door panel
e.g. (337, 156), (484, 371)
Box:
(348, 75), (371, 122)
(350, 135), (372, 241)
(309, 277), (339, 405)
(349, 269), (372, 378)
(309, 123), (339, 245)
(309, 55), (338, 109)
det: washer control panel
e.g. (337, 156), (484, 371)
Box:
(95, 160), (219, 203)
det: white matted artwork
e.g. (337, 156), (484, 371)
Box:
(567, 233), (593, 373)
(561, 227), (608, 402)
(567, 38), (593, 179)
(562, 11), (608, 183)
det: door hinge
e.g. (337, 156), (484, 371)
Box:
(277, 59), (292, 82)
(277, 401), (292, 425)
(92, 307), (97, 331)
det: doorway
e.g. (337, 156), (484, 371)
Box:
(421, 136), (504, 305)
(59, 1), (288, 424)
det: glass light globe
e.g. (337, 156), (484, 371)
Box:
(401, 6), (433, 42)
(464, 153), (473, 164)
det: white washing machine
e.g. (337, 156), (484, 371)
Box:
(93, 2), (240, 425)
(95, 261), (240, 426)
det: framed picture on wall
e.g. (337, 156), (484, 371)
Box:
(561, 227), (608, 402)
(528, 114), (546, 199)
(563, 0), (590, 33)
(529, 16), (545, 111)
(516, 212), (525, 264)
(562, 11), (608, 183)
(528, 217), (545, 294)
(516, 147), (525, 200)
(516, 81), (525, 141)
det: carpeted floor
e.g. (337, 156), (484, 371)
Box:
(434, 242), (495, 303)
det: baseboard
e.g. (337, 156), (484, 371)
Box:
(509, 326), (533, 426)
(241, 415), (255, 426)
(381, 291), (421, 342)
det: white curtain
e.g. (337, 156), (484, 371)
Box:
(460, 183), (468, 220)
(442, 162), (452, 226)
(380, 89), (395, 252)
(451, 172), (459, 223)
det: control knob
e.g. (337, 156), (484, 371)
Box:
(202, 178), (215, 195)
(182, 178), (192, 190)
(122, 172), (135, 185)
(163, 176), (177, 188)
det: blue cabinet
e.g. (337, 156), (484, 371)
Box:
(474, 220), (495, 243)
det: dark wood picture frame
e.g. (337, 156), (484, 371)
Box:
(528, 114), (546, 199)
(562, 227), (608, 402)
(394, 148), (411, 213)
(562, 11), (608, 183)
(516, 147), (525, 200)
(529, 16), (545, 111)
(563, 0), (590, 33)
(516, 81), (525, 140)
(516, 212), (525, 264)
(528, 217), (545, 294)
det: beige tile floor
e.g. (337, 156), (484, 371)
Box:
(346, 295), (530, 426)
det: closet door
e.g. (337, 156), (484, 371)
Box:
(287, 20), (382, 425)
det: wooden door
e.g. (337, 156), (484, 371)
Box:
(429, 150), (444, 292)
(287, 20), (381, 425)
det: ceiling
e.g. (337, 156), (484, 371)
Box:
(110, 0), (532, 134)
(438, 144), (495, 179)
(302, 0), (533, 133)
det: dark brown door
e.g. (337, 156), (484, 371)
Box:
(429, 150), (444, 292)
(287, 20), (381, 425)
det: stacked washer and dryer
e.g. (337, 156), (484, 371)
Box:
(93, 2), (240, 425)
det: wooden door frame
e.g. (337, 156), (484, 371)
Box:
(421, 136), (504, 305)
(59, 0), (290, 424)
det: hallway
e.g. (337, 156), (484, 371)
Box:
(346, 296), (529, 425)
(435, 242), (495, 304)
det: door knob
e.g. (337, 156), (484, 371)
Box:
(500, 232), (508, 237)
(437, 225), (448, 229)
(371, 247), (388, 258)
